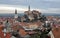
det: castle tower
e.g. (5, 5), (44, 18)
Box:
(14, 9), (18, 19)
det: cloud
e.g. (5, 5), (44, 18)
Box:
(0, 4), (42, 13)
(40, 8), (60, 13)
(0, 0), (60, 8)
(0, 4), (28, 13)
(44, 0), (60, 2)
(0, 4), (60, 14)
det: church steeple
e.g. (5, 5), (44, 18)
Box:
(14, 9), (18, 19)
(15, 9), (17, 14)
(28, 5), (30, 11)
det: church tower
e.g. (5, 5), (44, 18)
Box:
(28, 5), (31, 14)
(28, 5), (30, 11)
(14, 9), (18, 19)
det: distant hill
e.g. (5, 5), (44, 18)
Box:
(42, 13), (60, 16)
(0, 13), (24, 18)
(0, 13), (60, 17)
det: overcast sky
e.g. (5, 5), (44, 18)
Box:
(0, 0), (60, 14)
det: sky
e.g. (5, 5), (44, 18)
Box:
(0, 0), (60, 14)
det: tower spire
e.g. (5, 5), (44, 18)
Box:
(28, 5), (30, 11)
(14, 9), (18, 18)
(15, 9), (17, 14)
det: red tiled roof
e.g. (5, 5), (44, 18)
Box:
(52, 27), (60, 38)
(19, 29), (27, 37)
